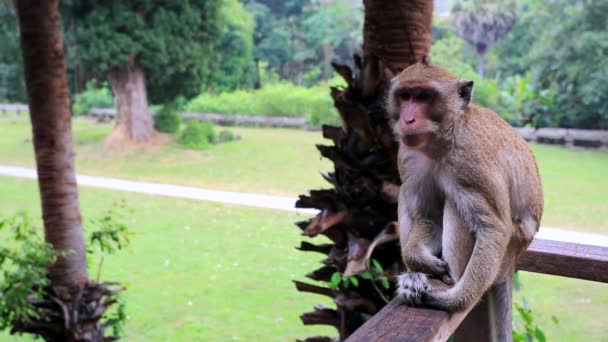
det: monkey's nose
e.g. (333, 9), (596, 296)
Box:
(405, 118), (416, 124)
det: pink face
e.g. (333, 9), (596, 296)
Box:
(394, 87), (436, 147)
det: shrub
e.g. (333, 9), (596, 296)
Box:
(185, 81), (341, 126)
(72, 80), (114, 115)
(154, 105), (181, 133)
(217, 130), (237, 143)
(179, 121), (216, 150)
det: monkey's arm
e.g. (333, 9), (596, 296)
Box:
(424, 188), (511, 311)
(398, 186), (449, 279)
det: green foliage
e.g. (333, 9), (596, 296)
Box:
(493, 0), (608, 129)
(0, 204), (132, 338)
(0, 212), (56, 331)
(63, 0), (223, 103)
(217, 130), (238, 143)
(153, 105), (182, 134)
(328, 259), (391, 304)
(208, 0), (257, 92)
(179, 121), (216, 150)
(0, 3), (26, 103)
(512, 272), (555, 342)
(526, 0), (608, 129)
(185, 82), (339, 126)
(72, 80), (115, 116)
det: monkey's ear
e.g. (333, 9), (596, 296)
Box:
(458, 80), (474, 106)
(421, 55), (431, 65)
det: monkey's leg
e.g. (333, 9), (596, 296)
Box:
(441, 201), (474, 282)
(398, 189), (448, 278)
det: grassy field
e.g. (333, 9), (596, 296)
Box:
(0, 116), (331, 197)
(0, 177), (606, 341)
(0, 116), (607, 233)
(0, 177), (335, 341)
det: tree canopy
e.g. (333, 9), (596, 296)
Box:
(64, 0), (222, 104)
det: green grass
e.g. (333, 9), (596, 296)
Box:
(0, 117), (332, 197)
(0, 177), (334, 341)
(1, 117), (607, 233)
(0, 177), (606, 341)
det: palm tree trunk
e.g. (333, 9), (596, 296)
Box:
(16, 0), (88, 292)
(295, 0), (433, 340)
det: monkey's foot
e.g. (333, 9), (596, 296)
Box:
(396, 272), (430, 306)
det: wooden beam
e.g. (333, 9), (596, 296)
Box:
(517, 238), (608, 283)
(344, 298), (472, 342)
(346, 238), (608, 341)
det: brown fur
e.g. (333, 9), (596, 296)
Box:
(387, 60), (543, 340)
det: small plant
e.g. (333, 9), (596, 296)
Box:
(154, 104), (182, 133)
(179, 121), (216, 150)
(72, 80), (114, 116)
(217, 130), (238, 143)
(0, 212), (57, 331)
(512, 271), (555, 342)
(329, 259), (392, 304)
(0, 204), (132, 340)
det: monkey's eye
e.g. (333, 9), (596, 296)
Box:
(399, 92), (411, 101)
(416, 90), (434, 101)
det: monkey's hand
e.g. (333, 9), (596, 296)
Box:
(396, 272), (454, 307)
(403, 252), (453, 285)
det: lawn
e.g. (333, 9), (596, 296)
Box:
(0, 177), (335, 341)
(0, 116), (332, 197)
(0, 176), (606, 341)
(0, 116), (607, 234)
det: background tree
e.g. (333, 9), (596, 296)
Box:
(207, 0), (257, 92)
(526, 0), (608, 129)
(62, 0), (222, 143)
(0, 3), (26, 103)
(14, 1), (121, 339)
(451, 0), (517, 77)
(293, 0), (433, 340)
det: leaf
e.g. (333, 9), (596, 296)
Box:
(534, 327), (546, 342)
(371, 259), (383, 272)
(330, 272), (341, 289)
(380, 277), (390, 289)
(359, 271), (372, 280)
(551, 315), (559, 325)
(349, 276), (359, 287)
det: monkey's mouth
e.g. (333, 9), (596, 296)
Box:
(401, 133), (432, 147)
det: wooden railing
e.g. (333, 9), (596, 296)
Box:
(345, 238), (608, 342)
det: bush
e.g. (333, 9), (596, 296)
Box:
(218, 130), (238, 143)
(185, 81), (341, 126)
(179, 121), (216, 150)
(73, 80), (114, 115)
(154, 105), (181, 133)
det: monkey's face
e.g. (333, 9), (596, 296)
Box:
(386, 61), (474, 149)
(389, 85), (440, 148)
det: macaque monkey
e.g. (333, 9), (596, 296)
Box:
(386, 57), (543, 340)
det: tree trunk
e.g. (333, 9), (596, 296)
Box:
(476, 44), (486, 77)
(295, 0), (433, 341)
(16, 0), (88, 292)
(107, 60), (154, 143)
(16, 3), (124, 340)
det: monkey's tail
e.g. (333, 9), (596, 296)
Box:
(487, 272), (513, 342)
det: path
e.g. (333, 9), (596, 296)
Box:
(1, 165), (607, 247)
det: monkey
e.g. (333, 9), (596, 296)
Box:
(386, 56), (543, 340)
